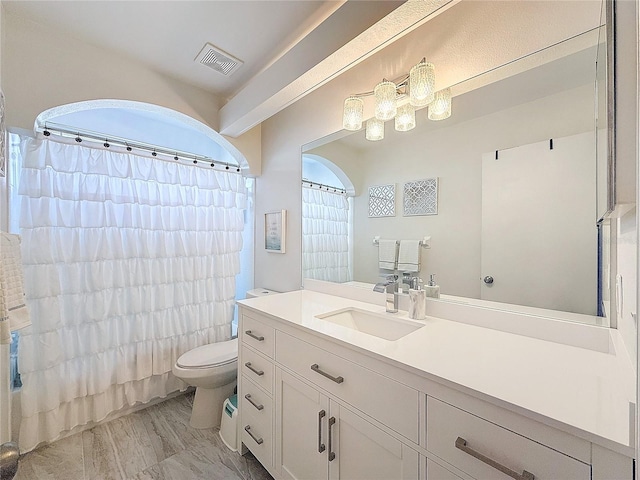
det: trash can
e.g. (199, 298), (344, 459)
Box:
(219, 394), (238, 451)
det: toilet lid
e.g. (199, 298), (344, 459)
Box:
(177, 338), (238, 368)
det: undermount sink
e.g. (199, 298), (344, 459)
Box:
(315, 308), (424, 341)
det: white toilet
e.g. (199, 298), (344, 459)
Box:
(173, 338), (238, 429)
(172, 288), (278, 429)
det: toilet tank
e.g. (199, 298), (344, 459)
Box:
(246, 288), (279, 299)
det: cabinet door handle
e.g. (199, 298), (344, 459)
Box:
(244, 394), (264, 411)
(328, 416), (336, 461)
(311, 364), (344, 384)
(244, 362), (264, 376)
(318, 410), (326, 453)
(244, 425), (264, 445)
(245, 330), (265, 342)
(455, 437), (534, 480)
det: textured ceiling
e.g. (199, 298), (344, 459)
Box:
(2, 0), (337, 101)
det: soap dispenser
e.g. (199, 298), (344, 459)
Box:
(425, 274), (440, 299)
(408, 278), (426, 320)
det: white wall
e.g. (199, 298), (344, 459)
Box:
(256, 0), (602, 293)
(2, 11), (220, 132)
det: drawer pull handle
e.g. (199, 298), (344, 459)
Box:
(311, 364), (344, 384)
(245, 330), (265, 342)
(328, 416), (336, 461)
(455, 437), (535, 480)
(244, 425), (264, 445)
(318, 410), (326, 453)
(245, 362), (264, 376)
(244, 394), (264, 411)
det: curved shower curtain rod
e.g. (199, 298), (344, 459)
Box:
(302, 178), (347, 195)
(37, 121), (243, 173)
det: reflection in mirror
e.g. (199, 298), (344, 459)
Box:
(302, 28), (610, 326)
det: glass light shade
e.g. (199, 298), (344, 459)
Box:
(428, 88), (452, 121)
(374, 80), (397, 121)
(409, 60), (435, 107)
(342, 96), (364, 131)
(365, 118), (384, 141)
(395, 103), (416, 132)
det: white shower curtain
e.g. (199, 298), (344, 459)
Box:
(17, 138), (247, 451)
(302, 187), (351, 283)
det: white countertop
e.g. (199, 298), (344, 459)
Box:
(238, 289), (635, 453)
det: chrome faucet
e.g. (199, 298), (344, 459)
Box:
(373, 275), (399, 313)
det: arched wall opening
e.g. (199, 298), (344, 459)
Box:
(35, 99), (250, 172)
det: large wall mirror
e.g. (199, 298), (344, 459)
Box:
(302, 13), (613, 327)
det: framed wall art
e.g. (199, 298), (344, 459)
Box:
(265, 209), (287, 253)
(368, 184), (395, 217)
(403, 178), (438, 216)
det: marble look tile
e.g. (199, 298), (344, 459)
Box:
(105, 413), (163, 478)
(153, 396), (219, 450)
(137, 403), (185, 461)
(228, 451), (274, 480)
(15, 432), (85, 480)
(82, 424), (125, 480)
(130, 447), (244, 480)
(13, 393), (272, 480)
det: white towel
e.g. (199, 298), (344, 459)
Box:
(0, 232), (31, 345)
(398, 239), (421, 272)
(378, 239), (398, 270)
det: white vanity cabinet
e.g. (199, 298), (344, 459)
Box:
(237, 303), (634, 480)
(277, 369), (418, 480)
(426, 397), (590, 479)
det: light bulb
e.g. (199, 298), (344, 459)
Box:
(395, 103), (416, 132)
(428, 88), (452, 121)
(343, 96), (364, 131)
(409, 60), (435, 107)
(365, 118), (385, 141)
(374, 80), (397, 121)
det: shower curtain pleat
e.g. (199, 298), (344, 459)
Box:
(302, 187), (351, 283)
(17, 138), (247, 452)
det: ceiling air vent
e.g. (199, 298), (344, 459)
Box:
(194, 43), (243, 76)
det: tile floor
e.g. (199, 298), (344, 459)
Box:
(15, 392), (273, 480)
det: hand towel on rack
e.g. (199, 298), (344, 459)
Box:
(0, 233), (31, 345)
(378, 239), (398, 270)
(397, 240), (421, 272)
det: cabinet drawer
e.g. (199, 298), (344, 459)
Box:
(242, 412), (273, 470)
(426, 459), (465, 480)
(426, 397), (590, 480)
(276, 330), (419, 443)
(241, 314), (275, 358)
(241, 375), (273, 430)
(241, 345), (274, 394)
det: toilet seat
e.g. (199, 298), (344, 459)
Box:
(177, 338), (238, 369)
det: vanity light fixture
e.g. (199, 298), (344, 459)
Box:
(395, 103), (416, 132)
(374, 80), (398, 121)
(428, 88), (452, 121)
(409, 59), (436, 106)
(343, 96), (364, 131)
(366, 117), (385, 141)
(341, 58), (452, 141)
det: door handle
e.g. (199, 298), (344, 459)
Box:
(318, 410), (326, 453)
(245, 330), (265, 342)
(311, 364), (344, 384)
(244, 394), (264, 411)
(483, 276), (494, 285)
(455, 437), (534, 480)
(244, 362), (264, 376)
(244, 425), (264, 445)
(328, 416), (336, 461)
